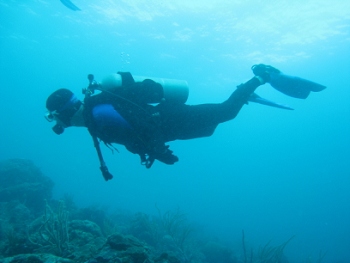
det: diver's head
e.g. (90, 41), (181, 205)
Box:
(45, 88), (82, 134)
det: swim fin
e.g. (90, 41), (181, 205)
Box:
(248, 93), (294, 110)
(60, 0), (81, 11)
(252, 64), (326, 99)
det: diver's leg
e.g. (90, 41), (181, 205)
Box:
(158, 76), (265, 141)
(217, 76), (264, 123)
(184, 76), (264, 126)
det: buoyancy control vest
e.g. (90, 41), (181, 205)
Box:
(83, 72), (187, 175)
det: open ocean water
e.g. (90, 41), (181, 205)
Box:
(1, 1), (349, 262)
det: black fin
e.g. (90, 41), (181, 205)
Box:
(60, 0), (81, 11)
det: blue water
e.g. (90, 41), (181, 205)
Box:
(1, 1), (350, 262)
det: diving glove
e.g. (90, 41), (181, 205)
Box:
(141, 145), (179, 168)
(153, 145), (179, 165)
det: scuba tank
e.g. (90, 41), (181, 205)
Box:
(101, 73), (189, 104)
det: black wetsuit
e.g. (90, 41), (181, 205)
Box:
(156, 77), (260, 142)
(83, 73), (261, 166)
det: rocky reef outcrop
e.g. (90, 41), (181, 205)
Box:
(0, 159), (293, 263)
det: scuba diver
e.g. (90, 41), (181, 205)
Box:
(45, 64), (326, 181)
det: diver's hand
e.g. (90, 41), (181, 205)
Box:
(100, 165), (113, 181)
(153, 145), (179, 165)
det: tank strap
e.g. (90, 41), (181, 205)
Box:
(117, 72), (135, 87)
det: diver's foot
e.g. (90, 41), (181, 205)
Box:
(251, 64), (281, 83)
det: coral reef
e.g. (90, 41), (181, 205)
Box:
(0, 159), (54, 214)
(0, 159), (309, 263)
(27, 200), (70, 256)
